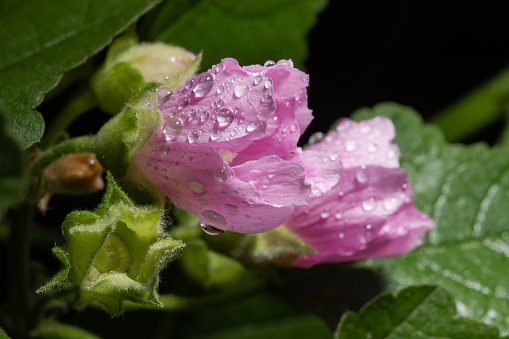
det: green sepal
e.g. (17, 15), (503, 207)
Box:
(95, 105), (161, 179)
(38, 174), (185, 315)
(90, 62), (145, 114)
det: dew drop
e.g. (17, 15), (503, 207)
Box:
(217, 108), (233, 128)
(359, 224), (375, 243)
(211, 130), (222, 141)
(320, 208), (330, 219)
(186, 180), (205, 196)
(185, 78), (194, 89)
(330, 153), (339, 161)
(163, 118), (183, 140)
(201, 223), (224, 235)
(362, 198), (376, 212)
(334, 210), (343, 219)
(338, 232), (345, 239)
(247, 170), (261, 183)
(156, 88), (173, 106)
(178, 97), (189, 110)
(234, 82), (248, 98)
(264, 79), (272, 89)
(214, 168), (227, 182)
(216, 85), (225, 94)
(383, 197), (400, 212)
(214, 63), (224, 73)
(200, 111), (210, 123)
(201, 210), (228, 229)
(253, 75), (262, 86)
(168, 178), (177, 186)
(308, 132), (324, 145)
(356, 166), (368, 183)
(277, 59), (291, 67)
(193, 72), (214, 98)
(268, 170), (276, 178)
(264, 60), (275, 67)
(368, 143), (378, 153)
(246, 122), (257, 132)
(224, 203), (239, 215)
(262, 180), (269, 188)
(360, 125), (371, 134)
(345, 140), (357, 152)
(187, 109), (196, 119)
(188, 129), (199, 143)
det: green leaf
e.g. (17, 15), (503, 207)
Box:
(0, 110), (26, 219)
(351, 103), (509, 335)
(335, 285), (500, 339)
(0, 0), (162, 148)
(146, 0), (328, 71)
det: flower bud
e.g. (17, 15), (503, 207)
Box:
(38, 174), (185, 315)
(91, 40), (196, 114)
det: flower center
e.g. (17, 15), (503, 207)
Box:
(86, 234), (131, 281)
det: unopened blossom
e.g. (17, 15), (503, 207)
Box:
(284, 116), (434, 267)
(132, 58), (339, 234)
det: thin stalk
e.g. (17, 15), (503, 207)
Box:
(41, 88), (98, 149)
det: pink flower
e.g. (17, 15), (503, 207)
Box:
(132, 58), (339, 233)
(284, 116), (434, 267)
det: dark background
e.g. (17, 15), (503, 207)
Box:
(304, 1), (509, 144)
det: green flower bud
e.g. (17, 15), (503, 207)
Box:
(38, 174), (185, 315)
(91, 39), (197, 114)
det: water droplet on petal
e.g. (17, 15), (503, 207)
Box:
(156, 88), (173, 106)
(201, 210), (228, 229)
(187, 180), (205, 196)
(346, 140), (357, 152)
(234, 82), (248, 98)
(362, 198), (376, 211)
(185, 78), (194, 89)
(246, 122), (257, 132)
(253, 75), (262, 86)
(214, 63), (224, 73)
(217, 108), (233, 129)
(264, 79), (272, 89)
(216, 85), (225, 94)
(330, 153), (339, 161)
(211, 130), (222, 141)
(201, 223), (224, 235)
(359, 224), (375, 243)
(262, 180), (269, 188)
(309, 132), (324, 145)
(360, 125), (371, 134)
(268, 170), (276, 178)
(168, 178), (177, 186)
(277, 59), (291, 67)
(368, 143), (378, 153)
(187, 109), (196, 120)
(224, 203), (239, 215)
(320, 208), (330, 219)
(188, 129), (199, 143)
(356, 166), (368, 183)
(214, 168), (227, 182)
(264, 60), (275, 67)
(200, 111), (209, 123)
(334, 210), (343, 219)
(163, 118), (183, 140)
(383, 197), (400, 212)
(178, 97), (189, 110)
(193, 72), (214, 98)
(338, 232), (345, 239)
(247, 170), (261, 183)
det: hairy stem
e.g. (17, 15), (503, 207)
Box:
(41, 88), (98, 149)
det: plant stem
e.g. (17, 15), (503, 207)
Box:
(122, 280), (268, 312)
(7, 203), (33, 334)
(431, 65), (509, 142)
(41, 88), (98, 149)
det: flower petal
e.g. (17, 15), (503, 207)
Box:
(312, 116), (400, 168)
(133, 141), (303, 233)
(291, 148), (341, 196)
(233, 155), (311, 206)
(285, 166), (433, 267)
